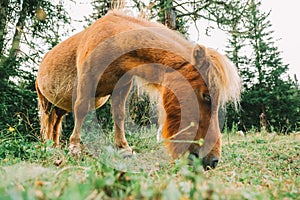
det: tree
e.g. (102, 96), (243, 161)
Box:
(0, 0), (70, 136)
(226, 0), (300, 132)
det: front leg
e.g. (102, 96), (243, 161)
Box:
(111, 82), (133, 157)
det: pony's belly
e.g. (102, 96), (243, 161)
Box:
(38, 74), (110, 112)
(95, 95), (110, 109)
(37, 73), (75, 112)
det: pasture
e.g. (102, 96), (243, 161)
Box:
(0, 128), (299, 199)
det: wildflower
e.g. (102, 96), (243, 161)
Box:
(8, 126), (15, 132)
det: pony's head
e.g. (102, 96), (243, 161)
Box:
(162, 44), (241, 170)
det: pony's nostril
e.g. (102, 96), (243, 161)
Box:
(211, 157), (219, 168)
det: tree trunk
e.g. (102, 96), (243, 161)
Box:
(0, 1), (27, 81)
(159, 0), (177, 30)
(10, 6), (27, 57)
(0, 0), (9, 56)
(165, 7), (176, 30)
(260, 104), (267, 131)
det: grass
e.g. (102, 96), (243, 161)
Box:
(0, 127), (299, 200)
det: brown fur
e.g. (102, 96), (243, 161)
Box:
(36, 10), (241, 161)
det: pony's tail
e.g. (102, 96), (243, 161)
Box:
(35, 81), (54, 141)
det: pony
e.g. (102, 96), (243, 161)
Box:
(36, 10), (241, 169)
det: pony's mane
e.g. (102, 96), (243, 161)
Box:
(206, 48), (241, 109)
(110, 0), (126, 10)
(107, 9), (157, 25)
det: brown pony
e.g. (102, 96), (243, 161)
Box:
(36, 10), (241, 169)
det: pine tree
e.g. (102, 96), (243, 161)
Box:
(226, 0), (300, 132)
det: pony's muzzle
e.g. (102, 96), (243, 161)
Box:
(188, 152), (219, 170)
(202, 156), (219, 170)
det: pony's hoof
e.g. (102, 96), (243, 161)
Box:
(119, 147), (136, 159)
(68, 144), (82, 156)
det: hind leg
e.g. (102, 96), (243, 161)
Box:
(111, 82), (133, 156)
(52, 108), (67, 146)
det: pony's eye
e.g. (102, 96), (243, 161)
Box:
(203, 94), (211, 103)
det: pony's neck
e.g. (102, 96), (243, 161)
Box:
(127, 49), (190, 84)
(134, 47), (191, 70)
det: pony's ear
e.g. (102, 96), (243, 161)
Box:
(191, 44), (207, 67)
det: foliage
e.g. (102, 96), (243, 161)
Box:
(131, 0), (252, 36)
(128, 87), (158, 127)
(225, 0), (300, 132)
(0, 0), (71, 136)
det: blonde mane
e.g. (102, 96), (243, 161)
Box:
(206, 48), (241, 109)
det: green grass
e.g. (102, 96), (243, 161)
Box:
(0, 127), (299, 200)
